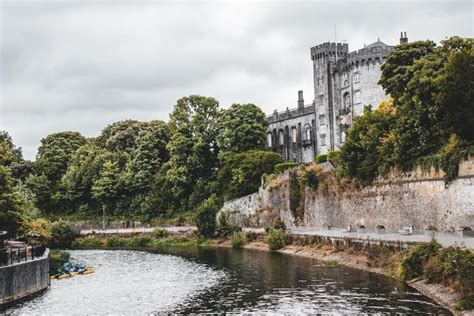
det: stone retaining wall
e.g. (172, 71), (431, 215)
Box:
(220, 159), (474, 233)
(0, 249), (50, 306)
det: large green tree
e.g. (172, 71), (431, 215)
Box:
(217, 103), (268, 155)
(157, 95), (220, 213)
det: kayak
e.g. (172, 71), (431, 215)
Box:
(82, 268), (94, 275)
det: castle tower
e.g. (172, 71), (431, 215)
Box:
(310, 42), (349, 154)
(400, 31), (408, 44)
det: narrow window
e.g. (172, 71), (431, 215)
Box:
(267, 133), (272, 147)
(319, 115), (325, 126)
(353, 73), (360, 83)
(279, 131), (284, 145)
(320, 134), (326, 146)
(291, 127), (297, 143)
(354, 91), (362, 104)
(343, 92), (351, 108)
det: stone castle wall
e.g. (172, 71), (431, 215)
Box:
(220, 159), (474, 233)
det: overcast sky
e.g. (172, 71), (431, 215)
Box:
(1, 0), (472, 160)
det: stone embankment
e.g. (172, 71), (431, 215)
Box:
(0, 249), (50, 307)
(219, 158), (474, 238)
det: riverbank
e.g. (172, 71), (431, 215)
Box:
(212, 239), (471, 316)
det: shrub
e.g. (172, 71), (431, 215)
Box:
(230, 232), (247, 249)
(106, 237), (128, 248)
(216, 212), (241, 238)
(316, 153), (328, 163)
(300, 165), (319, 189)
(153, 228), (170, 239)
(423, 246), (474, 309)
(273, 218), (286, 231)
(50, 221), (80, 249)
(327, 150), (342, 166)
(274, 162), (299, 173)
(244, 231), (258, 242)
(264, 229), (288, 251)
(400, 240), (441, 280)
(196, 195), (219, 238)
(72, 237), (103, 249)
(49, 249), (70, 273)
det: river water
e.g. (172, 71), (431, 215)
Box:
(4, 248), (451, 315)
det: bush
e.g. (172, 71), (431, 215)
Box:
(49, 249), (70, 273)
(327, 150), (342, 166)
(50, 221), (79, 249)
(316, 153), (327, 163)
(196, 195), (219, 238)
(216, 212), (241, 238)
(264, 229), (288, 251)
(274, 162), (299, 173)
(153, 228), (170, 239)
(423, 246), (474, 309)
(72, 237), (103, 249)
(400, 240), (441, 280)
(301, 166), (319, 189)
(230, 232), (247, 249)
(244, 231), (258, 242)
(106, 237), (128, 248)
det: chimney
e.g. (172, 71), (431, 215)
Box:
(400, 31), (408, 44)
(297, 90), (304, 109)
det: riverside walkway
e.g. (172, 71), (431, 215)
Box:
(80, 226), (474, 249)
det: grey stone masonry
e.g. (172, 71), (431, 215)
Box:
(266, 33), (409, 161)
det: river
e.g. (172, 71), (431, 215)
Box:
(3, 247), (451, 314)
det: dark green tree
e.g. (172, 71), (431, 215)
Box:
(217, 150), (284, 200)
(217, 103), (268, 155)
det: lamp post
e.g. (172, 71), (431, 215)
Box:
(102, 205), (106, 231)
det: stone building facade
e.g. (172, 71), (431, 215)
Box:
(266, 33), (408, 162)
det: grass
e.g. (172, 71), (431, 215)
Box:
(72, 235), (210, 250)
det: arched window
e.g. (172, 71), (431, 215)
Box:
(279, 130), (284, 145)
(303, 124), (312, 142)
(267, 133), (272, 147)
(291, 127), (297, 143)
(343, 92), (351, 109)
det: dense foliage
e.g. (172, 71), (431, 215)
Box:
(217, 150), (283, 200)
(337, 37), (473, 184)
(195, 195), (220, 238)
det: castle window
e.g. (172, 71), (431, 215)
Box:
(344, 80), (349, 86)
(320, 134), (326, 146)
(343, 92), (351, 108)
(303, 124), (312, 142)
(319, 115), (326, 126)
(279, 130), (284, 145)
(291, 127), (297, 143)
(267, 133), (272, 147)
(353, 73), (360, 83)
(354, 90), (362, 104)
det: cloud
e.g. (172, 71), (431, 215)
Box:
(0, 0), (472, 159)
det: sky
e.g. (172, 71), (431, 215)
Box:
(1, 0), (472, 160)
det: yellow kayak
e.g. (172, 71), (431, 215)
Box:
(58, 274), (71, 279)
(82, 268), (94, 275)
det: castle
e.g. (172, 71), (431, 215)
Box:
(266, 32), (408, 163)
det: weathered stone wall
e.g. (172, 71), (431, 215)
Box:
(220, 160), (474, 233)
(0, 249), (50, 306)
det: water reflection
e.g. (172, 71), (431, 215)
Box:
(3, 248), (451, 315)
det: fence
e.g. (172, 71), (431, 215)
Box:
(0, 245), (47, 267)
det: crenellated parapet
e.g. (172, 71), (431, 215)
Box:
(345, 41), (393, 70)
(311, 42), (349, 61)
(267, 104), (315, 123)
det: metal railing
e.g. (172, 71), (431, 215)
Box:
(0, 245), (46, 267)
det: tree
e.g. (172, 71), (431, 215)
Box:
(91, 160), (121, 214)
(217, 103), (268, 155)
(195, 195), (219, 238)
(0, 131), (33, 181)
(338, 99), (397, 185)
(158, 95), (220, 213)
(0, 141), (24, 238)
(217, 150), (284, 200)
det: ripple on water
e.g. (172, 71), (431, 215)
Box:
(5, 250), (227, 315)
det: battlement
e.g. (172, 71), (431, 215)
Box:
(267, 104), (315, 123)
(311, 42), (349, 61)
(346, 41), (394, 67)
